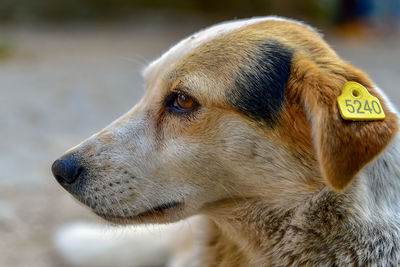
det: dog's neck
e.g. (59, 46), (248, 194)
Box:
(201, 133), (400, 266)
(352, 132), (400, 224)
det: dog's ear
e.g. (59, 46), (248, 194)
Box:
(288, 55), (398, 191)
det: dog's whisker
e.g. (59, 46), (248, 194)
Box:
(119, 55), (149, 68)
(136, 175), (160, 188)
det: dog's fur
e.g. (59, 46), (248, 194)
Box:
(54, 17), (400, 266)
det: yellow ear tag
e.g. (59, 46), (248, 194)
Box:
(337, 81), (385, 121)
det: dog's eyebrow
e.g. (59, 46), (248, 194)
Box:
(227, 39), (293, 125)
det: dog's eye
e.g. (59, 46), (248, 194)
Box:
(174, 93), (195, 110)
(166, 92), (197, 112)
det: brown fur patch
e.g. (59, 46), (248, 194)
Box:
(286, 52), (398, 190)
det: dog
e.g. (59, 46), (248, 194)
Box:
(52, 16), (400, 266)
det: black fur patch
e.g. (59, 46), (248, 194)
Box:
(228, 39), (292, 125)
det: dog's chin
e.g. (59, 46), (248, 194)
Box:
(92, 201), (185, 225)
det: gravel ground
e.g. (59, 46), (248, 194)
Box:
(0, 18), (399, 267)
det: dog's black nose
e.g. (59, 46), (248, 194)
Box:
(52, 157), (83, 185)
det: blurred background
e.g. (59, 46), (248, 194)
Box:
(1, 0), (400, 266)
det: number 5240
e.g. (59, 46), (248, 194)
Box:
(345, 99), (382, 114)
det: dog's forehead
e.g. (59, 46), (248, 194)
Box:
(142, 16), (307, 86)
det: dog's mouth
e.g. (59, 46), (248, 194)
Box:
(94, 201), (183, 223)
(136, 201), (182, 217)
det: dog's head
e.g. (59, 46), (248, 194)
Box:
(52, 17), (398, 224)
